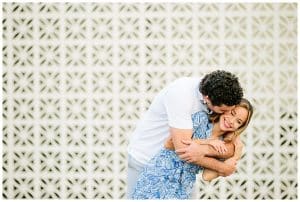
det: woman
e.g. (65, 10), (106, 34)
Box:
(131, 98), (253, 199)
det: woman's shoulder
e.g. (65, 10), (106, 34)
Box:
(192, 111), (209, 120)
(192, 111), (209, 126)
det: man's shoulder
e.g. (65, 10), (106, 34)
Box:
(170, 77), (201, 86)
(164, 77), (197, 95)
(156, 77), (203, 104)
(173, 76), (201, 81)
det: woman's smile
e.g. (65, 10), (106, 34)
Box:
(223, 117), (231, 129)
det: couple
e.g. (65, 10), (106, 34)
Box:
(127, 70), (253, 199)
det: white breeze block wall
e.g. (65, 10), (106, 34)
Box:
(2, 3), (297, 199)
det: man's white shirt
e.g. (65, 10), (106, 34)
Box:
(128, 77), (210, 165)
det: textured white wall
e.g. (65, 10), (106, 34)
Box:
(2, 3), (297, 199)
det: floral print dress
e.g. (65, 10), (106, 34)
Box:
(131, 111), (213, 199)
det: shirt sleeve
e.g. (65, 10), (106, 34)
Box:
(163, 79), (193, 129)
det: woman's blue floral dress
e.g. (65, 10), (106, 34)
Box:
(131, 111), (213, 199)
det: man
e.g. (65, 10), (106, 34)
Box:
(127, 70), (243, 198)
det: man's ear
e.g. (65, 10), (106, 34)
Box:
(203, 95), (210, 103)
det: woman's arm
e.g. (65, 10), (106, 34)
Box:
(202, 167), (219, 181)
(202, 137), (244, 181)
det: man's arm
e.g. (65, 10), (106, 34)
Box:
(169, 127), (193, 150)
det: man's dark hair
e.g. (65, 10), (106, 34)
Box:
(199, 70), (243, 106)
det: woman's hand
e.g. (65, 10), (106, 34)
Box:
(208, 139), (228, 154)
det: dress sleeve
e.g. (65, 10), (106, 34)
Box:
(192, 112), (209, 139)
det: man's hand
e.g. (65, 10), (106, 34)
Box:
(175, 140), (206, 163)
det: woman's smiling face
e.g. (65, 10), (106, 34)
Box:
(219, 106), (248, 132)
